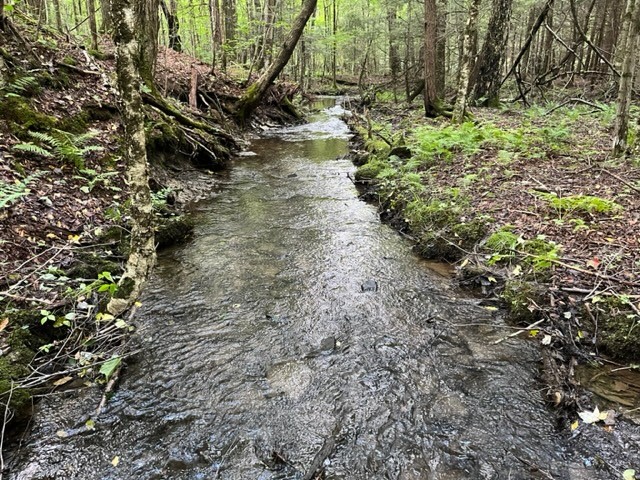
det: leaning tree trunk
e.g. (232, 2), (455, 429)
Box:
(234, 0), (317, 123)
(423, 0), (441, 116)
(452, 0), (481, 123)
(108, 0), (156, 316)
(613, 0), (640, 156)
(471, 0), (513, 106)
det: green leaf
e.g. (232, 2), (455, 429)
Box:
(623, 469), (636, 480)
(99, 356), (121, 380)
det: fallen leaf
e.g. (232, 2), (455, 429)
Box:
(570, 420), (579, 431)
(85, 419), (95, 430)
(542, 334), (552, 345)
(111, 456), (120, 467)
(56, 430), (69, 438)
(578, 406), (601, 424)
(0, 318), (8, 332)
(53, 376), (73, 386)
(623, 469), (636, 480)
(587, 257), (600, 269)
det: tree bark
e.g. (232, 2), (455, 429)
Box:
(452, 0), (481, 123)
(134, 0), (159, 87)
(160, 0), (182, 52)
(222, 0), (237, 71)
(423, 0), (441, 116)
(471, 0), (512, 106)
(87, 0), (99, 51)
(108, 0), (156, 316)
(613, 0), (640, 156)
(100, 0), (111, 32)
(234, 0), (317, 123)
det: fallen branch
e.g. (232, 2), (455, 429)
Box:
(493, 319), (545, 344)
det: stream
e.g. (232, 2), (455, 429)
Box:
(8, 98), (639, 479)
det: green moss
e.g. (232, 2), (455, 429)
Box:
(536, 192), (622, 215)
(502, 280), (545, 323)
(0, 97), (57, 135)
(521, 237), (560, 271)
(354, 157), (388, 181)
(66, 252), (121, 279)
(61, 56), (78, 66)
(57, 111), (89, 134)
(155, 215), (195, 248)
(593, 297), (640, 361)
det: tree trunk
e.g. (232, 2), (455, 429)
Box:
(471, 0), (513, 106)
(160, 0), (182, 52)
(452, 0), (481, 123)
(423, 0), (441, 116)
(222, 0), (237, 71)
(435, 0), (446, 96)
(108, 0), (156, 316)
(51, 0), (63, 31)
(133, 0), (159, 87)
(234, 0), (317, 123)
(613, 0), (640, 155)
(502, 0), (555, 88)
(99, 0), (111, 32)
(209, 0), (222, 70)
(86, 0), (99, 51)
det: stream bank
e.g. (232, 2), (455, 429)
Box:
(346, 99), (640, 423)
(0, 19), (300, 439)
(6, 97), (640, 480)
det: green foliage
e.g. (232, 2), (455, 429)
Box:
(354, 157), (389, 180)
(75, 169), (120, 193)
(12, 142), (53, 157)
(0, 171), (46, 209)
(25, 129), (103, 169)
(535, 192), (622, 215)
(1, 76), (39, 98)
(522, 236), (560, 271)
(412, 122), (486, 165)
(485, 228), (519, 264)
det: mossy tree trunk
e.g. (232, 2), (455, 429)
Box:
(108, 0), (156, 316)
(134, 0), (159, 88)
(613, 0), (640, 156)
(87, 0), (99, 51)
(234, 0), (317, 123)
(452, 0), (480, 123)
(470, 0), (513, 106)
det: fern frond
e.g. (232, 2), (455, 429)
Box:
(13, 142), (53, 157)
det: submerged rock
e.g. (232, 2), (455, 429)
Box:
(361, 279), (378, 292)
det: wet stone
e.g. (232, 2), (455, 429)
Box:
(361, 279), (378, 292)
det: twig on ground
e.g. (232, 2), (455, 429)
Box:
(493, 319), (545, 344)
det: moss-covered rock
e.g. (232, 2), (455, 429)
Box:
(592, 298), (640, 361)
(354, 157), (388, 181)
(502, 280), (546, 323)
(57, 111), (89, 134)
(66, 252), (122, 279)
(155, 215), (195, 248)
(0, 97), (57, 135)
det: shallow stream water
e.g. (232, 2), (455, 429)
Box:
(8, 98), (637, 479)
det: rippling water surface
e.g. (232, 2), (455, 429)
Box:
(10, 98), (624, 479)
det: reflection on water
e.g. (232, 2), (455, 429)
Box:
(8, 98), (636, 480)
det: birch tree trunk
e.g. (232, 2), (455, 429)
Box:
(235, 0), (317, 123)
(613, 0), (640, 156)
(452, 0), (480, 123)
(108, 0), (156, 316)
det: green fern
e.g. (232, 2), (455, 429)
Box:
(25, 129), (103, 169)
(0, 171), (47, 209)
(1, 76), (38, 98)
(12, 142), (53, 157)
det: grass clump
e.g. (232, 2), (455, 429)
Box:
(355, 157), (389, 181)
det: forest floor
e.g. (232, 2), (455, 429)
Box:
(348, 97), (640, 415)
(0, 19), (299, 431)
